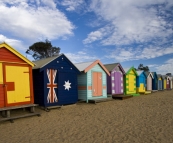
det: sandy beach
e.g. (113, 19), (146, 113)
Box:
(0, 90), (173, 143)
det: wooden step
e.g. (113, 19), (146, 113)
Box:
(88, 97), (113, 104)
(112, 94), (133, 100)
(0, 113), (41, 123)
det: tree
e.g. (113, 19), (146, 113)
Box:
(137, 64), (150, 72)
(26, 39), (60, 60)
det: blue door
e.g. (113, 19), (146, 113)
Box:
(158, 80), (162, 90)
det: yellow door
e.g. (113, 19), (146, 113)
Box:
(5, 65), (31, 104)
(129, 74), (134, 92)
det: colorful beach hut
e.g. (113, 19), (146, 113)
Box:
(75, 60), (110, 103)
(166, 76), (171, 90)
(136, 70), (147, 94)
(0, 43), (35, 108)
(32, 54), (80, 108)
(162, 75), (167, 90)
(151, 72), (158, 91)
(157, 74), (163, 90)
(144, 72), (154, 92)
(124, 67), (139, 96)
(104, 63), (125, 95)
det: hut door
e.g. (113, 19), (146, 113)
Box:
(166, 79), (170, 89)
(147, 76), (152, 90)
(92, 72), (102, 96)
(113, 71), (123, 94)
(4, 65), (31, 106)
(129, 74), (134, 92)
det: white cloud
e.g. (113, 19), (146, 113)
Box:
(0, 34), (26, 51)
(65, 51), (98, 63)
(84, 0), (173, 46)
(60, 0), (84, 11)
(105, 45), (173, 62)
(83, 25), (113, 44)
(0, 1), (74, 41)
(155, 58), (173, 75)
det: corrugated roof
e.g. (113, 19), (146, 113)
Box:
(104, 63), (119, 71)
(33, 54), (62, 69)
(74, 61), (94, 71)
(136, 70), (144, 75)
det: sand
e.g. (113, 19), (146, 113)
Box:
(0, 90), (173, 143)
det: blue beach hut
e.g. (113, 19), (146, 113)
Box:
(136, 70), (147, 94)
(151, 72), (158, 91)
(32, 54), (80, 108)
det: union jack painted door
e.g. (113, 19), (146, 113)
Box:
(46, 69), (58, 103)
(166, 79), (170, 89)
(92, 72), (102, 96)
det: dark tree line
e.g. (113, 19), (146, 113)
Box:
(137, 64), (149, 72)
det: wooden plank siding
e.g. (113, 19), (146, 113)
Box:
(87, 64), (107, 100)
(77, 73), (87, 101)
(0, 84), (4, 107)
(0, 48), (26, 63)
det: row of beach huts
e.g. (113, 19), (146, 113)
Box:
(0, 43), (172, 122)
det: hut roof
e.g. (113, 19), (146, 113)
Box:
(32, 54), (80, 73)
(104, 63), (119, 71)
(0, 42), (35, 67)
(33, 54), (62, 69)
(144, 71), (154, 79)
(75, 60), (110, 76)
(136, 70), (144, 76)
(124, 67), (138, 76)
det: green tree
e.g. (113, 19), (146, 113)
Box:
(26, 39), (60, 60)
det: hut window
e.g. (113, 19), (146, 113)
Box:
(121, 77), (123, 81)
(112, 77), (114, 80)
(121, 83), (123, 87)
(112, 90), (115, 93)
(71, 68), (72, 70)
(121, 89), (123, 92)
(112, 83), (114, 87)
(57, 61), (59, 63)
(61, 67), (63, 69)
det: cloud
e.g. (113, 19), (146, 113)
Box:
(83, 25), (114, 44)
(105, 45), (173, 62)
(0, 34), (26, 51)
(83, 0), (173, 46)
(60, 0), (84, 11)
(65, 51), (98, 63)
(155, 58), (173, 75)
(0, 1), (74, 41)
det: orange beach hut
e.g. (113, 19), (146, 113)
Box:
(0, 43), (35, 107)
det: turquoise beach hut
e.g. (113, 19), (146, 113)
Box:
(75, 60), (110, 103)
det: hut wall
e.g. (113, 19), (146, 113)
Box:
(0, 63), (4, 107)
(125, 70), (136, 94)
(147, 76), (152, 90)
(33, 69), (44, 106)
(107, 74), (111, 94)
(87, 64), (107, 99)
(77, 73), (87, 101)
(158, 78), (162, 90)
(136, 73), (146, 93)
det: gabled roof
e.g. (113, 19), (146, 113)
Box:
(104, 63), (119, 71)
(75, 60), (110, 76)
(157, 74), (163, 79)
(124, 67), (138, 76)
(32, 54), (80, 73)
(136, 70), (145, 76)
(151, 72), (158, 79)
(104, 63), (125, 74)
(0, 42), (35, 67)
(33, 54), (62, 69)
(144, 71), (154, 79)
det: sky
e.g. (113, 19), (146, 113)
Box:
(0, 0), (173, 75)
